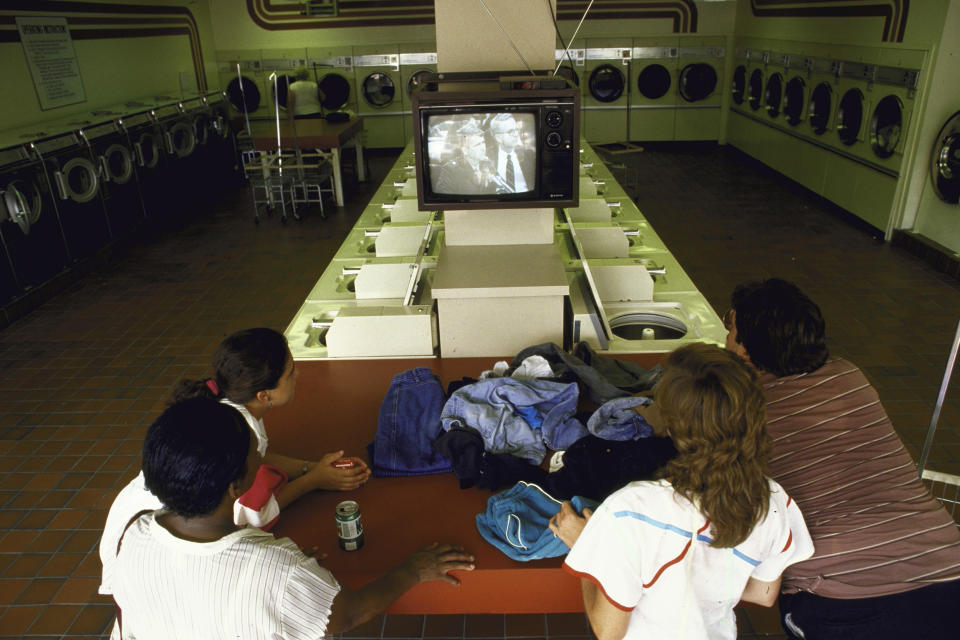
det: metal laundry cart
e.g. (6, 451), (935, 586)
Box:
(918, 319), (960, 528)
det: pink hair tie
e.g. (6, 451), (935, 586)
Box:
(205, 379), (220, 396)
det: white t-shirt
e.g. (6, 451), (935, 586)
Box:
(109, 513), (340, 640)
(99, 399), (269, 594)
(564, 478), (814, 640)
(288, 80), (322, 116)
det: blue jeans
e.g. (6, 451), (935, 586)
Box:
(779, 580), (960, 640)
(368, 367), (453, 477)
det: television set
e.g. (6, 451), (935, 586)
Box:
(411, 86), (580, 211)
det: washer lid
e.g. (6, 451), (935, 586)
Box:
(637, 64), (671, 100)
(588, 64), (625, 103)
(870, 95), (903, 159)
(679, 63), (717, 102)
(319, 73), (351, 111)
(226, 76), (261, 113)
(362, 72), (396, 107)
(931, 110), (960, 204)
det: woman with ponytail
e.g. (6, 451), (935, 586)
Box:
(550, 343), (814, 640)
(100, 328), (369, 597)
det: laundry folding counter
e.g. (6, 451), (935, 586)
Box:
(269, 354), (662, 614)
(247, 117), (366, 207)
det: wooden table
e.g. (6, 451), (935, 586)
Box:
(247, 118), (365, 207)
(269, 353), (662, 614)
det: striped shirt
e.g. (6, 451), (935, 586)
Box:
(109, 513), (340, 640)
(564, 479), (813, 640)
(762, 357), (960, 598)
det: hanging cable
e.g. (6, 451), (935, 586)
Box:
(477, 0), (535, 75)
(554, 0), (595, 76)
(546, 0), (575, 76)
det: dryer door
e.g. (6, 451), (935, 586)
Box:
(168, 121), (197, 158)
(135, 132), (162, 169)
(101, 144), (135, 184)
(931, 111), (960, 204)
(808, 82), (832, 135)
(764, 73), (783, 118)
(731, 65), (746, 105)
(837, 89), (864, 146)
(637, 64), (672, 100)
(589, 64), (625, 103)
(319, 73), (351, 111)
(556, 65), (580, 88)
(678, 63), (717, 102)
(870, 95), (903, 158)
(784, 76), (805, 126)
(747, 68), (763, 111)
(57, 157), (100, 204)
(226, 76), (261, 113)
(362, 72), (396, 108)
(273, 75), (296, 109)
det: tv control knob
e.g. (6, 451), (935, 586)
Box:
(545, 110), (563, 128)
(545, 131), (563, 148)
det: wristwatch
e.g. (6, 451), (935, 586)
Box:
(300, 461), (310, 477)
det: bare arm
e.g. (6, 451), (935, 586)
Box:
(740, 575), (782, 607)
(325, 543), (475, 634)
(581, 579), (630, 640)
(265, 450), (371, 508)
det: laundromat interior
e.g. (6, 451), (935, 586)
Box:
(1, 1), (960, 638)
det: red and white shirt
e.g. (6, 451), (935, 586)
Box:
(234, 464), (287, 530)
(564, 478), (813, 640)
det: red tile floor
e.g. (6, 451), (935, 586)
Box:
(0, 144), (957, 638)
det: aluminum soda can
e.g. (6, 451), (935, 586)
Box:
(335, 500), (364, 551)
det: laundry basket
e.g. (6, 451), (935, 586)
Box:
(917, 318), (960, 529)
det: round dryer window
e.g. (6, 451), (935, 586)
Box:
(556, 65), (580, 88)
(3, 179), (42, 234)
(226, 76), (261, 113)
(407, 70), (437, 96)
(272, 75), (296, 109)
(589, 64), (625, 103)
(137, 133), (161, 169)
(318, 73), (351, 111)
(870, 95), (903, 158)
(103, 144), (134, 184)
(679, 63), (717, 102)
(764, 73), (783, 118)
(731, 65), (746, 105)
(808, 82), (832, 135)
(931, 111), (960, 204)
(169, 121), (197, 158)
(637, 64), (671, 100)
(837, 89), (864, 146)
(362, 72), (396, 108)
(61, 157), (100, 204)
(784, 76), (806, 126)
(748, 69), (763, 111)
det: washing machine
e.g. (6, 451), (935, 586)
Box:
(674, 36), (724, 141)
(0, 136), (70, 292)
(354, 45), (403, 149)
(583, 39), (631, 144)
(35, 126), (112, 262)
(629, 37), (678, 142)
(399, 45), (438, 146)
(154, 99), (199, 225)
(80, 118), (144, 241)
(308, 47), (357, 118)
(124, 108), (174, 223)
(203, 90), (241, 189)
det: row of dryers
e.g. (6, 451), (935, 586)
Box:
(0, 92), (237, 308)
(218, 46), (437, 149)
(729, 44), (923, 177)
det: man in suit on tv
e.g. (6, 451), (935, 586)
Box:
(488, 113), (534, 193)
(434, 122), (493, 195)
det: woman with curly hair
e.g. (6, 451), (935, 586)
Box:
(550, 343), (814, 640)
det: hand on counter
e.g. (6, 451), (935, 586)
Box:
(402, 542), (476, 586)
(307, 450), (371, 491)
(549, 501), (593, 548)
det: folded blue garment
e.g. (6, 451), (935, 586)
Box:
(587, 396), (654, 441)
(476, 481), (599, 561)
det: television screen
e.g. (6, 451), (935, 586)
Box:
(427, 112), (537, 195)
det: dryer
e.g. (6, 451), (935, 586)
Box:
(0, 137), (69, 291)
(583, 39), (631, 144)
(629, 37), (678, 142)
(930, 111), (960, 205)
(355, 45), (403, 148)
(399, 46), (437, 146)
(80, 118), (144, 242)
(866, 49), (922, 174)
(674, 36), (724, 141)
(219, 52), (267, 119)
(308, 48), (357, 119)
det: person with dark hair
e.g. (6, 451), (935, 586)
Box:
(550, 343), (813, 640)
(106, 397), (474, 639)
(726, 278), (960, 640)
(100, 328), (369, 596)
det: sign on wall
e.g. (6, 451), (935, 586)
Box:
(16, 16), (87, 110)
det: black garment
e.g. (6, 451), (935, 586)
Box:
(509, 342), (662, 404)
(778, 579), (960, 640)
(543, 435), (676, 502)
(432, 427), (547, 491)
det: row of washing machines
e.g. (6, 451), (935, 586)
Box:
(218, 38), (726, 149)
(0, 92), (237, 309)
